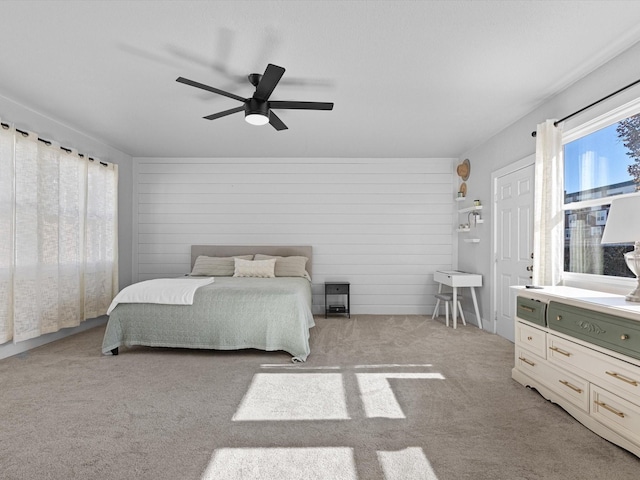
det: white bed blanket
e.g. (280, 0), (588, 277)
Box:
(107, 277), (215, 315)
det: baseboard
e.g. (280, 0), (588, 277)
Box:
(0, 316), (108, 360)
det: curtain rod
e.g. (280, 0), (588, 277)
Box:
(531, 77), (640, 137)
(0, 121), (108, 166)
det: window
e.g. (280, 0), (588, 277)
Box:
(562, 106), (640, 279)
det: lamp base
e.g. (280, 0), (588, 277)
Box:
(624, 246), (640, 302)
(625, 283), (640, 302)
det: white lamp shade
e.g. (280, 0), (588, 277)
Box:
(601, 194), (640, 244)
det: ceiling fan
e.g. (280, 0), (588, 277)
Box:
(176, 63), (334, 131)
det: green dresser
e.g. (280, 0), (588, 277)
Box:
(516, 296), (547, 326)
(548, 301), (640, 360)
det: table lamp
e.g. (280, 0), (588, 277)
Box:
(601, 194), (640, 302)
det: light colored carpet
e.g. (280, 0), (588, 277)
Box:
(0, 314), (638, 480)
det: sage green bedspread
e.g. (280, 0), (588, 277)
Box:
(101, 277), (315, 361)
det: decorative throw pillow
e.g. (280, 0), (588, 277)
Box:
(254, 254), (309, 277)
(191, 255), (253, 276)
(233, 258), (276, 278)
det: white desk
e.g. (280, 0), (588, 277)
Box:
(434, 270), (482, 329)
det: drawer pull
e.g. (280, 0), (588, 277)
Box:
(519, 305), (535, 313)
(605, 371), (639, 387)
(594, 400), (625, 418)
(549, 346), (571, 357)
(559, 380), (583, 394)
(556, 315), (562, 321)
(527, 336), (533, 341)
(519, 356), (535, 367)
(620, 334), (629, 340)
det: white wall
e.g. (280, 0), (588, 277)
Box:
(133, 157), (456, 315)
(0, 94), (133, 359)
(457, 40), (640, 329)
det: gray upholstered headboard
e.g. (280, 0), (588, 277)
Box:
(190, 245), (313, 278)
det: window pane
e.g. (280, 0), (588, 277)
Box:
(563, 112), (640, 279)
(563, 206), (634, 277)
(564, 116), (639, 204)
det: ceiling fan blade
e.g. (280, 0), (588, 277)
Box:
(269, 101), (334, 110)
(203, 106), (245, 120)
(176, 77), (246, 103)
(253, 64), (285, 101)
(269, 111), (288, 131)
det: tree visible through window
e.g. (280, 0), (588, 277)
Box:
(618, 114), (640, 185)
(563, 112), (640, 278)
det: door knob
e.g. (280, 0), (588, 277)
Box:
(526, 265), (534, 271)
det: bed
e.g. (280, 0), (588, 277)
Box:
(101, 245), (315, 361)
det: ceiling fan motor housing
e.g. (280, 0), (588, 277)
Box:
(245, 97), (269, 118)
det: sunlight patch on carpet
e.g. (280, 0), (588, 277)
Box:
(260, 364), (342, 370)
(377, 447), (440, 480)
(356, 373), (445, 418)
(201, 447), (357, 480)
(354, 364), (434, 368)
(233, 373), (350, 421)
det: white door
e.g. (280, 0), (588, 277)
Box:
(493, 161), (535, 342)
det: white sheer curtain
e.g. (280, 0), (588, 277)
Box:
(532, 119), (564, 286)
(84, 158), (118, 319)
(0, 124), (15, 344)
(0, 120), (118, 344)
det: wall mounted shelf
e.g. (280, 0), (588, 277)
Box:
(458, 205), (483, 214)
(457, 199), (483, 242)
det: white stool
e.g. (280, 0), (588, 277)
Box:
(432, 293), (466, 327)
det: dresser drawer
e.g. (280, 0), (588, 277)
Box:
(550, 364), (590, 412)
(515, 346), (545, 379)
(516, 321), (546, 358)
(515, 346), (589, 412)
(548, 334), (640, 401)
(516, 296), (547, 326)
(591, 384), (640, 446)
(548, 301), (640, 360)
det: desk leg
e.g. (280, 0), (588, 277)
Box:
(432, 282), (443, 320)
(452, 287), (458, 329)
(470, 287), (482, 330)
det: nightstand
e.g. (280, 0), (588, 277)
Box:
(325, 282), (350, 318)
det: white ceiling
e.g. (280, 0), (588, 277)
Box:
(1, 0), (640, 159)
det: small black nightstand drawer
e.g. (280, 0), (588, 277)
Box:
(325, 283), (349, 294)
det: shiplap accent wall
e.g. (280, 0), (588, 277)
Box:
(132, 157), (455, 315)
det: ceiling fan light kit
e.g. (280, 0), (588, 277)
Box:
(244, 98), (270, 125)
(177, 63), (334, 131)
(245, 113), (269, 125)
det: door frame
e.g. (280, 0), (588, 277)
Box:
(490, 154), (535, 335)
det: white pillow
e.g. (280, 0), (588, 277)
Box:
(253, 254), (309, 277)
(233, 258), (276, 278)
